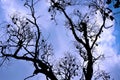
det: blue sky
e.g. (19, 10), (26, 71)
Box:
(107, 1), (120, 51)
(0, 0), (120, 80)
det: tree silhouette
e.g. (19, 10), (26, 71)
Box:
(48, 0), (114, 80)
(54, 53), (80, 80)
(0, 0), (116, 80)
(0, 0), (57, 80)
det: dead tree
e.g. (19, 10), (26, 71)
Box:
(0, 0), (57, 80)
(48, 0), (114, 80)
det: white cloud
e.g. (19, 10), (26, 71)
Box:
(95, 23), (120, 79)
(1, 0), (120, 80)
(89, 8), (120, 79)
(1, 0), (27, 21)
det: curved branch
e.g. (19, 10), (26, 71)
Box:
(51, 0), (86, 47)
(91, 14), (106, 49)
(0, 52), (57, 80)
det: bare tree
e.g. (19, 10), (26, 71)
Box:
(54, 53), (80, 80)
(0, 0), (115, 80)
(48, 0), (114, 80)
(0, 0), (57, 80)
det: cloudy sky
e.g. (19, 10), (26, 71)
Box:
(0, 0), (120, 80)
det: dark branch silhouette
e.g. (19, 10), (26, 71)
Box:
(49, 0), (114, 80)
(0, 0), (57, 80)
(54, 53), (80, 80)
(0, 0), (116, 80)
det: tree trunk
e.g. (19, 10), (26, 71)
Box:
(86, 50), (93, 80)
